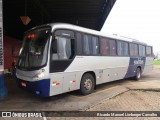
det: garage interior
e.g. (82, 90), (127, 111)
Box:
(0, 0), (116, 107)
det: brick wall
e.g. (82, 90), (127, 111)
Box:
(3, 36), (22, 69)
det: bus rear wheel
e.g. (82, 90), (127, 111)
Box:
(134, 67), (141, 80)
(80, 73), (95, 95)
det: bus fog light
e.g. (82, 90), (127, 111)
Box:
(36, 91), (40, 95)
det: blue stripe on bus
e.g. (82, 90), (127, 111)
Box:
(17, 79), (50, 97)
(124, 57), (146, 78)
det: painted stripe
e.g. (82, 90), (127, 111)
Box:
(125, 57), (146, 78)
(52, 82), (60, 86)
(70, 80), (76, 83)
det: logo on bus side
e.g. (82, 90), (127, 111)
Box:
(134, 59), (144, 65)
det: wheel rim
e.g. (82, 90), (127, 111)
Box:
(84, 79), (92, 90)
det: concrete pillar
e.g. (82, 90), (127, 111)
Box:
(0, 0), (7, 100)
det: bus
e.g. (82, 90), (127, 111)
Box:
(16, 23), (153, 97)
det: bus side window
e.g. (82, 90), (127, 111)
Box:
(139, 45), (145, 56)
(123, 42), (129, 56)
(130, 43), (138, 56)
(92, 36), (99, 55)
(82, 34), (99, 55)
(109, 40), (116, 56)
(76, 32), (83, 55)
(51, 36), (73, 60)
(100, 37), (110, 56)
(146, 46), (152, 57)
(83, 34), (92, 55)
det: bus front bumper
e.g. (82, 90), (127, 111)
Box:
(16, 78), (50, 97)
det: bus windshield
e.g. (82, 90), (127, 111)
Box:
(17, 27), (51, 70)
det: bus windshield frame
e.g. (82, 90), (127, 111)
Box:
(17, 26), (51, 71)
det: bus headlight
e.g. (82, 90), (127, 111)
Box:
(34, 69), (45, 79)
(37, 72), (44, 78)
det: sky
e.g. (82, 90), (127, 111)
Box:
(101, 0), (160, 54)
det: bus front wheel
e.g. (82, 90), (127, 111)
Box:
(80, 73), (95, 95)
(134, 67), (141, 80)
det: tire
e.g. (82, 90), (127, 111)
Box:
(80, 73), (95, 95)
(134, 67), (141, 80)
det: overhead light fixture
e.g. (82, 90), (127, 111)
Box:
(20, 16), (31, 25)
(20, 0), (31, 25)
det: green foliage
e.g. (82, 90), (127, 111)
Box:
(154, 60), (160, 65)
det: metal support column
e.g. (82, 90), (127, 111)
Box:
(0, 0), (7, 100)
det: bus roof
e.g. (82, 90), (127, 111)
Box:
(31, 23), (151, 46)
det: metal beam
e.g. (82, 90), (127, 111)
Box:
(97, 0), (116, 31)
(32, 0), (51, 22)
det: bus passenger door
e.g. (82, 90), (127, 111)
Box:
(49, 30), (75, 94)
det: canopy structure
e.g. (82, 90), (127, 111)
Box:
(3, 0), (116, 39)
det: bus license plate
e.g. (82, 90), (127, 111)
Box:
(21, 82), (26, 87)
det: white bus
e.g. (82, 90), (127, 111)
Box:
(16, 23), (153, 97)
